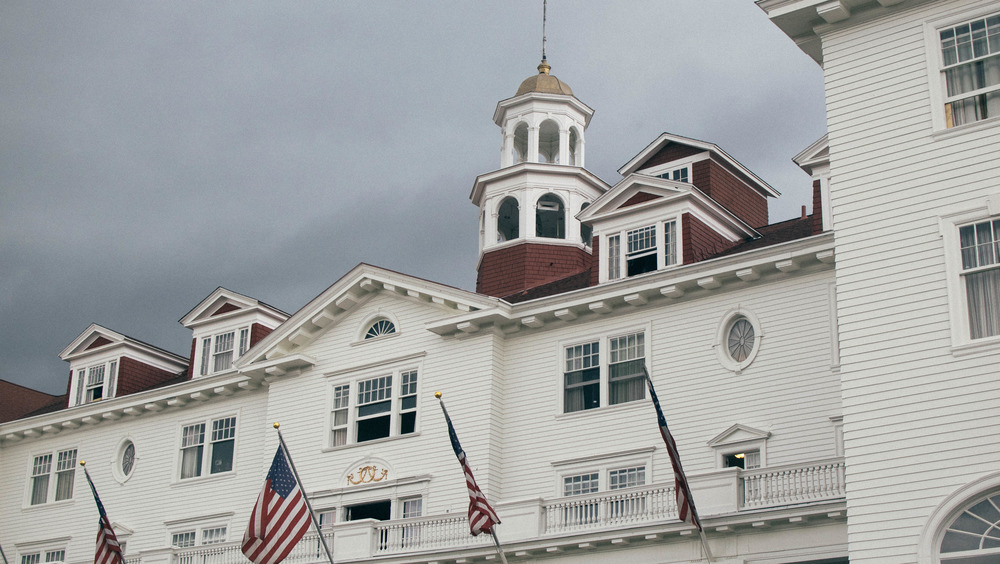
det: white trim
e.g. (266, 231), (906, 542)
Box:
(918, 471), (1000, 564)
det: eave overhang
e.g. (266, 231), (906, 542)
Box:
(0, 370), (255, 446)
(470, 162), (611, 207)
(428, 231), (835, 336)
(493, 91), (595, 128)
(617, 133), (780, 199)
(756, 0), (920, 65)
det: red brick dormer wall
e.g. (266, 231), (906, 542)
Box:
(683, 214), (738, 264)
(477, 242), (591, 298)
(692, 160), (768, 229)
(117, 357), (185, 396)
(812, 179), (823, 234)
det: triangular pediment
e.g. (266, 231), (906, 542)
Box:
(235, 264), (498, 377)
(707, 424), (771, 447)
(179, 287), (287, 329)
(60, 324), (126, 360)
(578, 174), (689, 222)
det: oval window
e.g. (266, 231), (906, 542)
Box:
(121, 440), (135, 477)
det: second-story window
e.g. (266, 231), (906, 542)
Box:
(29, 448), (77, 505)
(179, 416), (237, 479)
(328, 368), (419, 447)
(959, 218), (1000, 339)
(563, 330), (648, 414)
(940, 13), (1000, 128)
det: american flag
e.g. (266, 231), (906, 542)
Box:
(643, 367), (703, 531)
(82, 468), (124, 564)
(241, 446), (312, 564)
(440, 401), (501, 536)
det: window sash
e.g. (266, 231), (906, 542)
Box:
(209, 417), (236, 474)
(563, 473), (599, 496)
(180, 423), (206, 479)
(607, 235), (621, 280)
(213, 332), (235, 373)
(201, 527), (227, 545)
(609, 466), (646, 490)
(626, 226), (656, 256)
(664, 220), (677, 266)
(44, 551), (65, 563)
(172, 532), (196, 548)
(21, 555), (40, 564)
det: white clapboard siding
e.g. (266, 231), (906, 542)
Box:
(820, 0), (1000, 561)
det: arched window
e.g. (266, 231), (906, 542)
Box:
(538, 119), (560, 164)
(938, 489), (1000, 561)
(497, 197), (519, 242)
(569, 127), (581, 166)
(513, 123), (528, 164)
(580, 202), (592, 245)
(365, 318), (396, 339)
(536, 194), (565, 239)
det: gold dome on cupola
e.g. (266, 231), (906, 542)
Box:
(515, 58), (574, 96)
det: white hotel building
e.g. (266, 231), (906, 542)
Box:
(1, 1), (998, 563)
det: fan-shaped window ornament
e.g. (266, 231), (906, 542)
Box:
(365, 319), (396, 340)
(727, 318), (755, 362)
(939, 491), (1000, 559)
(121, 441), (135, 477)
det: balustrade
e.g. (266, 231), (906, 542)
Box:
(740, 458), (846, 509)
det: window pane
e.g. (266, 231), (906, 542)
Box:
(210, 439), (234, 474)
(172, 532), (196, 548)
(331, 428), (347, 447)
(357, 415), (391, 442)
(608, 235), (621, 280)
(627, 226), (656, 254)
(965, 268), (1000, 338)
(357, 376), (392, 405)
(564, 473), (599, 496)
(201, 527), (227, 544)
(21, 555), (40, 564)
(31, 475), (49, 505)
(44, 551), (65, 563)
(200, 338), (211, 375)
(211, 417), (236, 441)
(609, 467), (646, 489)
(181, 445), (203, 479)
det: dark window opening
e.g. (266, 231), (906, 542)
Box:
(497, 197), (519, 242)
(627, 253), (657, 277)
(346, 500), (392, 521)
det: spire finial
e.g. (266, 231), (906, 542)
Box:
(542, 0), (547, 61)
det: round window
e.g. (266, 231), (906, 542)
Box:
(120, 441), (135, 477)
(727, 317), (755, 362)
(716, 309), (762, 372)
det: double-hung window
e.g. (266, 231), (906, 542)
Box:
(179, 416), (237, 479)
(959, 218), (1000, 339)
(563, 330), (647, 414)
(29, 448), (77, 505)
(198, 327), (250, 376)
(939, 14), (1000, 128)
(609, 333), (645, 405)
(605, 221), (678, 281)
(72, 360), (118, 406)
(329, 368), (419, 446)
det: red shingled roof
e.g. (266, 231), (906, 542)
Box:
(0, 380), (63, 423)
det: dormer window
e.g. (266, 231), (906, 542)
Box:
(198, 327), (250, 376)
(657, 165), (689, 183)
(72, 360), (118, 406)
(606, 220), (678, 281)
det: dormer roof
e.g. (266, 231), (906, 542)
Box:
(617, 132), (780, 199)
(578, 173), (759, 240)
(793, 133), (830, 176)
(59, 323), (187, 367)
(179, 287), (288, 330)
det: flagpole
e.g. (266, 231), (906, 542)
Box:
(641, 367), (713, 563)
(436, 393), (508, 564)
(0, 540), (9, 564)
(488, 527), (509, 564)
(272, 423), (335, 564)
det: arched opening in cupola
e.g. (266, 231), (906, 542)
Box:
(512, 122), (528, 164)
(569, 127), (581, 166)
(497, 197), (520, 242)
(536, 193), (565, 239)
(538, 119), (560, 164)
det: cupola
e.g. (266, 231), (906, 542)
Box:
(471, 59), (608, 299)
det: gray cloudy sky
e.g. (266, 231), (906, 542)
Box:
(0, 1), (825, 395)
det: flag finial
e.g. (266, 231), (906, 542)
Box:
(273, 422), (280, 429)
(80, 460), (86, 466)
(434, 391), (442, 398)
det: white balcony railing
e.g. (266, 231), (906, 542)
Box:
(173, 530), (334, 564)
(372, 515), (492, 555)
(740, 458), (846, 509)
(542, 483), (680, 535)
(167, 459), (845, 563)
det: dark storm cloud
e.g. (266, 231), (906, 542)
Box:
(0, 1), (825, 394)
